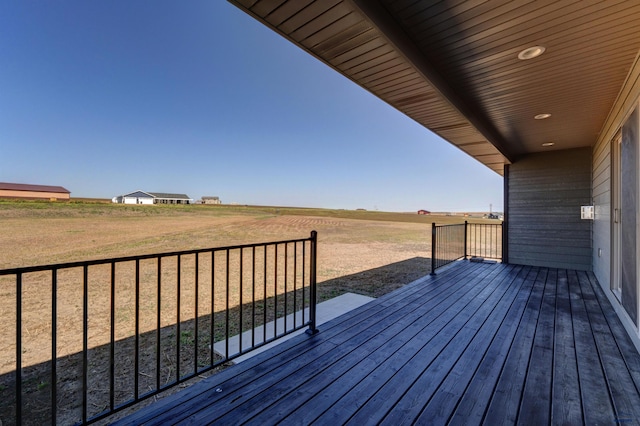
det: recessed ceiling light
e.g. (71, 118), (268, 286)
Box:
(534, 113), (552, 120)
(542, 142), (555, 147)
(518, 45), (546, 60)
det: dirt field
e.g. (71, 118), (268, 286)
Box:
(0, 201), (494, 424)
(0, 202), (441, 302)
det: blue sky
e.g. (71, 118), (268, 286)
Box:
(0, 1), (503, 212)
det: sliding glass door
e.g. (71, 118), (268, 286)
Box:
(613, 107), (639, 326)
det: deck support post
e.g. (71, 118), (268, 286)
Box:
(503, 164), (509, 264)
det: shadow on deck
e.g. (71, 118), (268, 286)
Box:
(115, 261), (640, 425)
(0, 257), (431, 425)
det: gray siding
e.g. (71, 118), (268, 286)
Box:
(508, 148), (592, 270)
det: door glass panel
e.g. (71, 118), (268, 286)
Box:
(612, 135), (621, 299)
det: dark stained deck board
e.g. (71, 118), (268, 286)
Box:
(412, 265), (536, 424)
(195, 263), (504, 424)
(568, 268), (615, 425)
(447, 266), (540, 424)
(518, 267), (557, 424)
(551, 269), (583, 425)
(255, 264), (503, 424)
(290, 266), (505, 422)
(319, 264), (518, 425)
(587, 271), (640, 391)
(578, 270), (640, 422)
(483, 267), (548, 425)
(382, 265), (531, 425)
(119, 261), (487, 425)
(114, 262), (640, 426)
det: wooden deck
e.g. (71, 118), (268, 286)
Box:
(115, 261), (640, 425)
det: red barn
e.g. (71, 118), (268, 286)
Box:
(417, 210), (431, 215)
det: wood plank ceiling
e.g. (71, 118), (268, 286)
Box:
(229, 0), (640, 176)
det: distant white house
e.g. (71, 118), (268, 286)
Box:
(201, 196), (221, 205)
(112, 190), (193, 205)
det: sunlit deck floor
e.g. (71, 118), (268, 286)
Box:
(116, 261), (640, 425)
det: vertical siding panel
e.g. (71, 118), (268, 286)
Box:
(508, 148), (592, 270)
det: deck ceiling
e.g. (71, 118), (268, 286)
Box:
(230, 0), (640, 175)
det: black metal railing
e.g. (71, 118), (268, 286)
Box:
(431, 221), (503, 274)
(0, 231), (318, 425)
(430, 223), (466, 272)
(466, 222), (502, 260)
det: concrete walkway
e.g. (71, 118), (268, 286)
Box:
(213, 293), (375, 363)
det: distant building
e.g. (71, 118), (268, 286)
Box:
(202, 196), (221, 205)
(149, 192), (193, 205)
(417, 210), (431, 215)
(113, 190), (193, 205)
(119, 191), (155, 205)
(0, 182), (70, 201)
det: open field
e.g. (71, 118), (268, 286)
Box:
(0, 200), (494, 272)
(0, 201), (498, 304)
(0, 200), (499, 424)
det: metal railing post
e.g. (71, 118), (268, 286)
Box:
(464, 221), (468, 259)
(430, 223), (436, 275)
(499, 222), (504, 261)
(306, 230), (319, 335)
(16, 273), (22, 426)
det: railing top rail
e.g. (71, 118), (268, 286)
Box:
(0, 235), (313, 276)
(435, 222), (502, 228)
(433, 223), (466, 228)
